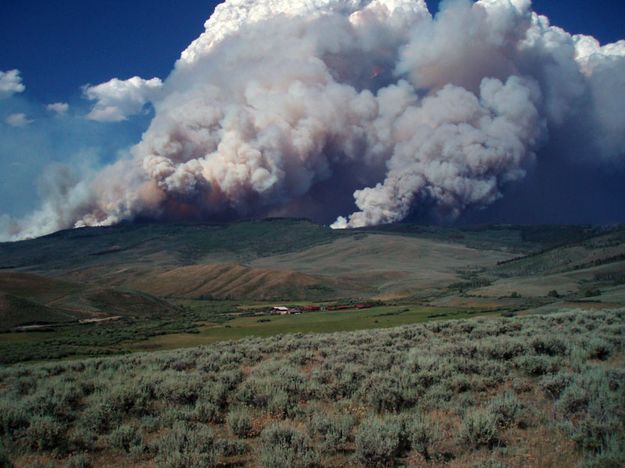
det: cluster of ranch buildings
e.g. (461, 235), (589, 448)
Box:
(270, 303), (374, 315)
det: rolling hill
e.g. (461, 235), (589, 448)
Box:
(0, 219), (624, 329)
(0, 272), (179, 331)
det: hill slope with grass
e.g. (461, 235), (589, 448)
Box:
(0, 272), (179, 331)
(1, 219), (624, 329)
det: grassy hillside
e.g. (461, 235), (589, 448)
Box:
(465, 228), (625, 299)
(0, 293), (78, 329)
(358, 224), (603, 253)
(130, 263), (342, 301)
(0, 219), (342, 273)
(495, 228), (625, 277)
(0, 272), (180, 331)
(0, 308), (622, 467)
(250, 234), (511, 299)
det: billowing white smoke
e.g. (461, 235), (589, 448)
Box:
(3, 0), (625, 239)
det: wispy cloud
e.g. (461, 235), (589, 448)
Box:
(5, 113), (33, 127)
(47, 102), (69, 115)
(0, 69), (25, 98)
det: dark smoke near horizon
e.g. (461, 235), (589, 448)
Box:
(2, 0), (625, 240)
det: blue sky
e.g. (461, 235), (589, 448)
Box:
(0, 0), (624, 223)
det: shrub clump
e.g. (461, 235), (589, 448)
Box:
(227, 408), (253, 438)
(488, 391), (523, 428)
(155, 422), (219, 467)
(64, 453), (90, 468)
(531, 335), (568, 356)
(557, 384), (589, 415)
(540, 372), (573, 399)
(514, 355), (560, 376)
(0, 439), (12, 468)
(0, 401), (29, 437)
(24, 416), (65, 452)
(259, 423), (319, 468)
(405, 413), (439, 461)
(194, 401), (221, 424)
(458, 409), (499, 450)
(581, 435), (625, 468)
(308, 413), (354, 452)
(355, 416), (404, 466)
(108, 424), (142, 452)
(584, 338), (613, 361)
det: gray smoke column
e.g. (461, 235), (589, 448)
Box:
(3, 0), (625, 239)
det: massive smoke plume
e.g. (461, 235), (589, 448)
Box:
(2, 0), (625, 240)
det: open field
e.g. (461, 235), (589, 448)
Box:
(0, 308), (622, 467)
(130, 304), (501, 352)
(0, 301), (514, 365)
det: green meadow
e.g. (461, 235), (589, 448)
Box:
(129, 304), (500, 351)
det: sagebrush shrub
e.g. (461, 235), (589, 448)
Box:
(22, 461), (56, 468)
(531, 335), (567, 356)
(405, 413), (439, 460)
(581, 435), (625, 468)
(156, 450), (217, 468)
(194, 401), (222, 424)
(217, 438), (249, 457)
(259, 423), (319, 468)
(332, 363), (366, 399)
(569, 414), (620, 453)
(471, 459), (508, 468)
(139, 415), (161, 433)
(80, 398), (118, 434)
(0, 400), (29, 437)
(108, 424), (142, 452)
(67, 423), (98, 452)
(26, 381), (83, 422)
(0, 439), (12, 468)
(514, 355), (560, 376)
(309, 413), (354, 452)
(227, 408), (253, 438)
(458, 409), (499, 449)
(64, 453), (90, 468)
(488, 391), (523, 428)
(354, 416), (404, 466)
(540, 372), (573, 399)
(584, 337), (613, 360)
(236, 377), (271, 408)
(24, 416), (65, 452)
(557, 384), (589, 415)
(155, 421), (218, 467)
(360, 373), (404, 412)
(156, 374), (203, 406)
(267, 391), (299, 419)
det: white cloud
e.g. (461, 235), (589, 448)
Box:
(83, 76), (163, 122)
(47, 102), (69, 115)
(0, 69), (25, 98)
(5, 113), (33, 128)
